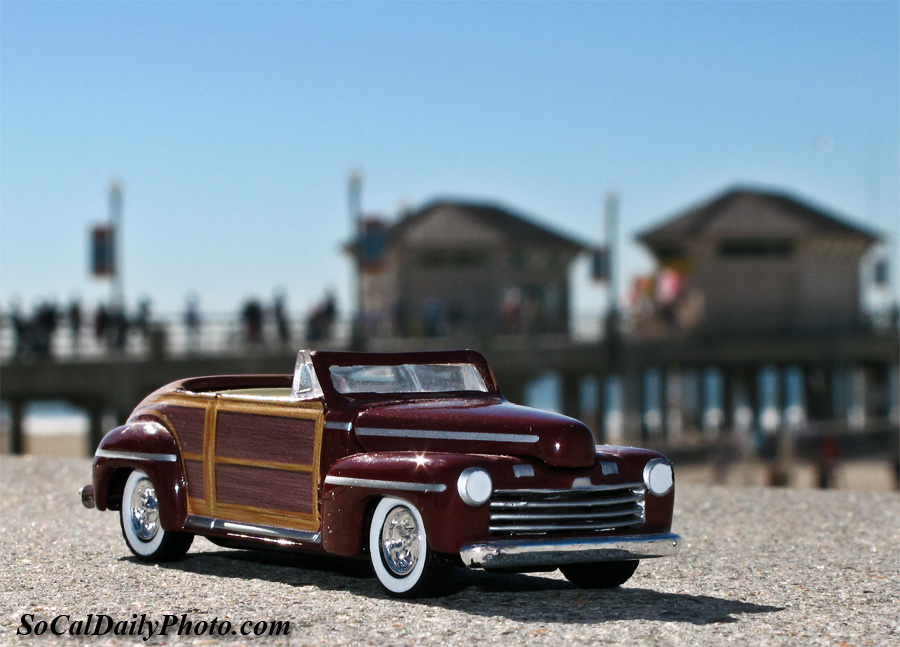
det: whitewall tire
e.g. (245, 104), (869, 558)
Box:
(368, 497), (452, 597)
(120, 469), (193, 561)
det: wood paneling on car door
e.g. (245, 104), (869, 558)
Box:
(210, 397), (324, 531)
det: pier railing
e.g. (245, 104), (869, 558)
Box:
(0, 312), (614, 363)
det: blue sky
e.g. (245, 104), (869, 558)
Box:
(2, 1), (898, 319)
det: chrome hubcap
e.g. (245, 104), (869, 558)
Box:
(130, 477), (160, 542)
(380, 506), (420, 576)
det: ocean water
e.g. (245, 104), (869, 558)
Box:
(0, 401), (89, 437)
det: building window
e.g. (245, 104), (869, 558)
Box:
(653, 245), (686, 263)
(717, 239), (794, 258)
(416, 249), (489, 268)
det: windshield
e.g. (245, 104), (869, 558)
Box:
(328, 363), (489, 395)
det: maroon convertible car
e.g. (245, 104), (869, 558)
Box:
(81, 350), (680, 597)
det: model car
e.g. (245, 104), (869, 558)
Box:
(80, 349), (680, 597)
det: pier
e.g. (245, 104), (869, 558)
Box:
(2, 314), (897, 476)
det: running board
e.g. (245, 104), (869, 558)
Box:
(184, 515), (321, 545)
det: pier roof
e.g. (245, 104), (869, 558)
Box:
(347, 199), (591, 256)
(638, 187), (881, 248)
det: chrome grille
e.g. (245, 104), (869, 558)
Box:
(489, 481), (645, 535)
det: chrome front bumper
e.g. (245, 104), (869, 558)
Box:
(459, 532), (681, 569)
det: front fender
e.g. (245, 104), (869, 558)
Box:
(321, 452), (500, 557)
(92, 421), (188, 532)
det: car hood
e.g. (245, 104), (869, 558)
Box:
(353, 397), (596, 468)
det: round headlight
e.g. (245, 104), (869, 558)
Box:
(457, 467), (492, 507)
(643, 458), (674, 496)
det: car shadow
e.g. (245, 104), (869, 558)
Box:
(144, 549), (783, 626)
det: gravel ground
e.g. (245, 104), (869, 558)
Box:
(1, 455), (897, 646)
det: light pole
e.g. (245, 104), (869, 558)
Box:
(605, 190), (619, 333)
(348, 170), (364, 349)
(109, 180), (124, 309)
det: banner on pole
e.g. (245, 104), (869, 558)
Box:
(91, 225), (115, 277)
(359, 218), (388, 272)
(591, 247), (610, 282)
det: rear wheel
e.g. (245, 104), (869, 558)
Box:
(560, 560), (638, 588)
(368, 497), (453, 597)
(120, 470), (193, 561)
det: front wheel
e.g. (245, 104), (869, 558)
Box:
(560, 560), (638, 588)
(120, 469), (193, 562)
(368, 497), (453, 597)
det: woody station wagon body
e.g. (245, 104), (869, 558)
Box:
(81, 350), (680, 596)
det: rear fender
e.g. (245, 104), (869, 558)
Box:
(321, 452), (494, 557)
(92, 421), (187, 531)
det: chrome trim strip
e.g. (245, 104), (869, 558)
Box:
(94, 449), (178, 463)
(324, 475), (447, 493)
(355, 427), (539, 444)
(492, 482), (643, 495)
(324, 421), (353, 431)
(184, 515), (322, 544)
(222, 521), (281, 535)
(460, 532), (682, 568)
(489, 517), (644, 533)
(490, 493), (642, 509)
(490, 506), (644, 522)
